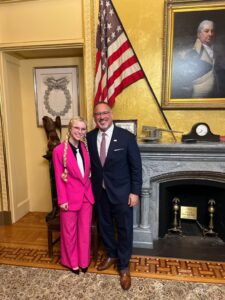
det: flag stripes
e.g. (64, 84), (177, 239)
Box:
(94, 0), (144, 107)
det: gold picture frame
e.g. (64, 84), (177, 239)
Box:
(162, 0), (225, 109)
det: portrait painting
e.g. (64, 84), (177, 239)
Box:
(162, 0), (225, 109)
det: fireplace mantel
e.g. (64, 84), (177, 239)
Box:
(140, 142), (225, 156)
(133, 142), (225, 249)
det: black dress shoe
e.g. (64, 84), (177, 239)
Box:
(71, 269), (80, 275)
(81, 267), (88, 273)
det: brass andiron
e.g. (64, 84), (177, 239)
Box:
(168, 197), (182, 234)
(204, 199), (217, 237)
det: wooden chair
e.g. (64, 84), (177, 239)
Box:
(47, 215), (60, 258)
(47, 212), (99, 260)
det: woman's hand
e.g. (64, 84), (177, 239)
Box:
(60, 202), (68, 211)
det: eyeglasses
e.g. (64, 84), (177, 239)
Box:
(94, 111), (110, 117)
(72, 126), (86, 132)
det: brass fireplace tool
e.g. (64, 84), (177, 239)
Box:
(204, 199), (217, 237)
(168, 197), (182, 234)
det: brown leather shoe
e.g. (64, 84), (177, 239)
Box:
(97, 257), (118, 271)
(119, 269), (131, 290)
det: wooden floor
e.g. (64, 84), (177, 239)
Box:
(0, 212), (225, 284)
(0, 212), (51, 250)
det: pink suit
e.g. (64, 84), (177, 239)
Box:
(53, 142), (95, 269)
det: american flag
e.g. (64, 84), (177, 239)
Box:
(94, 0), (144, 107)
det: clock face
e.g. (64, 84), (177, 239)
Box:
(196, 124), (208, 136)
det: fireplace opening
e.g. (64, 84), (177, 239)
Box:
(159, 179), (225, 242)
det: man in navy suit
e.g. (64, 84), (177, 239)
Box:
(87, 102), (142, 290)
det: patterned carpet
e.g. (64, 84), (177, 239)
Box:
(1, 264), (225, 300)
(0, 245), (225, 284)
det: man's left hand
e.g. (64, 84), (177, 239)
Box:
(128, 193), (139, 207)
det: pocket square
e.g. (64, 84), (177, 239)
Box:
(114, 148), (124, 151)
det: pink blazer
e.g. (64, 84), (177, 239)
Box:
(52, 141), (95, 211)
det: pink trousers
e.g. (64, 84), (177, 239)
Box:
(60, 199), (93, 269)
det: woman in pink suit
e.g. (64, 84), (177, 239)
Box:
(52, 117), (94, 275)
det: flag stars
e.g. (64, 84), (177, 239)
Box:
(106, 1), (110, 7)
(107, 23), (112, 30)
(117, 25), (122, 32)
(109, 9), (114, 16)
(111, 32), (115, 39)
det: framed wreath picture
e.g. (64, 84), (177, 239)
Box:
(33, 66), (79, 126)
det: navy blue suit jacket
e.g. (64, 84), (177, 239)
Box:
(87, 126), (142, 205)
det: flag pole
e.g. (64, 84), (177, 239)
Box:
(110, 0), (177, 142)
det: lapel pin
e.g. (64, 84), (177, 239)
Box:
(113, 139), (117, 142)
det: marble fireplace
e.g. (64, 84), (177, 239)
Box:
(133, 143), (225, 249)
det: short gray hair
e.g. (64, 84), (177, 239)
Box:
(197, 20), (214, 35)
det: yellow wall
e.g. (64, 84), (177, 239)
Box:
(0, 0), (83, 47)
